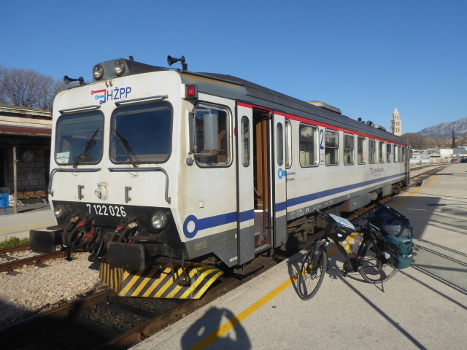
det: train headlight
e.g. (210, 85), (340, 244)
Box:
(93, 64), (104, 80)
(114, 59), (125, 76)
(54, 205), (67, 219)
(151, 211), (167, 230)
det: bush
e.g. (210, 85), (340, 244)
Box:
(0, 237), (30, 249)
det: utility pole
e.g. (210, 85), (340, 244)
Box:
(12, 145), (18, 214)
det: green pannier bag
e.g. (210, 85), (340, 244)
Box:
(385, 234), (413, 269)
(368, 203), (414, 269)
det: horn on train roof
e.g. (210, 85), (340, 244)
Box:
(167, 55), (188, 71)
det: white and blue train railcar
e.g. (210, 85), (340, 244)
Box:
(30, 56), (409, 299)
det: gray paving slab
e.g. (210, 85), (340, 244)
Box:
(0, 202), (55, 241)
(132, 163), (467, 350)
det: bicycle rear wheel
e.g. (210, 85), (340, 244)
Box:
(297, 243), (327, 300)
(359, 247), (398, 283)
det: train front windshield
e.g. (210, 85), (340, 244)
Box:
(55, 111), (104, 165)
(110, 102), (173, 164)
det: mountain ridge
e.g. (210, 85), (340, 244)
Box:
(418, 117), (467, 138)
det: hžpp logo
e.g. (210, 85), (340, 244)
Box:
(91, 87), (132, 104)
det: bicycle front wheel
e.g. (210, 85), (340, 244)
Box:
(359, 248), (398, 283)
(297, 243), (327, 300)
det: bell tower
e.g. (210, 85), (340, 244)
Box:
(391, 108), (402, 136)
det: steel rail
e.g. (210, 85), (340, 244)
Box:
(0, 250), (66, 273)
(95, 278), (243, 349)
(0, 289), (114, 346)
(0, 243), (30, 254)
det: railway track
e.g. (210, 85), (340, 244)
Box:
(0, 243), (30, 254)
(409, 165), (447, 186)
(0, 244), (67, 273)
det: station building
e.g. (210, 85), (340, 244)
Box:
(0, 104), (51, 208)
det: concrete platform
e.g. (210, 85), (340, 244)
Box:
(132, 163), (467, 350)
(0, 202), (55, 241)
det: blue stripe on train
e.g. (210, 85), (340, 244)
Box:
(184, 172), (405, 238)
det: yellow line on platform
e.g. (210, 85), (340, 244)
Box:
(391, 187), (422, 209)
(427, 166), (449, 186)
(190, 275), (295, 350)
(0, 221), (54, 232)
(392, 166), (449, 208)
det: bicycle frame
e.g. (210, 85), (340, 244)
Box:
(327, 224), (384, 275)
(297, 212), (398, 300)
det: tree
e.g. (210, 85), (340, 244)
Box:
(458, 132), (467, 147)
(402, 133), (452, 149)
(402, 133), (428, 149)
(0, 65), (66, 110)
(452, 128), (456, 148)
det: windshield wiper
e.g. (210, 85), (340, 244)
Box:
(114, 129), (138, 167)
(73, 128), (100, 168)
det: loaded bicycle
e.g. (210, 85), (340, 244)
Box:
(297, 204), (411, 300)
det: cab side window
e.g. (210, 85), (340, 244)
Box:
(194, 104), (231, 167)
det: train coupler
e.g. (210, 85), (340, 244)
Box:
(107, 242), (145, 271)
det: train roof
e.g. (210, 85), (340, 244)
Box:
(88, 57), (407, 145)
(182, 70), (406, 144)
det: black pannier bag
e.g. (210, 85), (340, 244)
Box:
(368, 203), (412, 238)
(367, 203), (414, 269)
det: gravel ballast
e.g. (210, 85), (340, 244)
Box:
(0, 252), (107, 328)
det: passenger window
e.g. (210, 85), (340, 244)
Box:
(369, 139), (376, 164)
(285, 120), (292, 168)
(344, 134), (354, 165)
(241, 116), (250, 167)
(193, 104), (231, 167)
(387, 143), (392, 163)
(277, 122), (283, 166)
(357, 136), (366, 164)
(379, 141), (385, 163)
(325, 130), (339, 166)
(299, 124), (318, 167)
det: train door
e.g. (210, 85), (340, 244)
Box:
(272, 113), (287, 247)
(236, 103), (255, 264)
(253, 108), (272, 252)
(236, 104), (288, 258)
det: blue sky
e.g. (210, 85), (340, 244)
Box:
(3, 0), (467, 133)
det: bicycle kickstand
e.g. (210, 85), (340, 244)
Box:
(377, 266), (385, 292)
